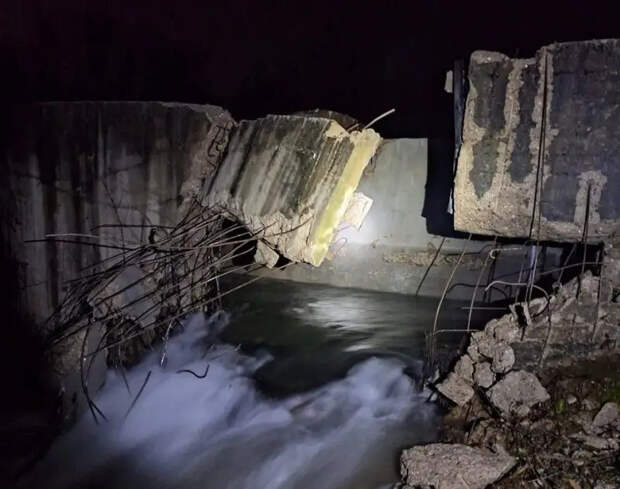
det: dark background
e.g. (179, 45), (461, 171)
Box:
(3, 0), (620, 138)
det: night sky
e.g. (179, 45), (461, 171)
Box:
(2, 1), (620, 137)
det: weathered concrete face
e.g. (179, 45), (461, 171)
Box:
(3, 102), (233, 327)
(208, 115), (381, 266)
(2, 102), (234, 415)
(455, 40), (620, 242)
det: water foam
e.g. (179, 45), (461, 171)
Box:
(23, 312), (438, 489)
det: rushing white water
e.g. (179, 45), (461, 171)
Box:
(23, 312), (438, 489)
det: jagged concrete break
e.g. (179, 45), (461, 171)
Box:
(208, 114), (381, 266)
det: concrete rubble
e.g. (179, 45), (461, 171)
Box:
(487, 370), (550, 418)
(437, 266), (619, 413)
(399, 443), (516, 489)
(254, 240), (280, 268)
(417, 261), (620, 488)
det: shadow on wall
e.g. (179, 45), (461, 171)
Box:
(422, 137), (469, 238)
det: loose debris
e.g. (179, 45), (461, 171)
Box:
(399, 443), (516, 489)
(440, 369), (620, 488)
(400, 267), (620, 488)
(487, 371), (550, 418)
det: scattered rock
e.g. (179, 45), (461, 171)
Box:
(491, 343), (515, 374)
(444, 393), (491, 428)
(571, 449), (592, 462)
(400, 443), (516, 489)
(592, 402), (619, 433)
(567, 394), (578, 405)
(474, 361), (495, 389)
(487, 370), (550, 418)
(474, 333), (497, 359)
(531, 418), (555, 432)
(437, 372), (475, 406)
(485, 316), (520, 344)
(454, 355), (475, 383)
(571, 411), (595, 432)
(254, 240), (279, 268)
(467, 418), (508, 448)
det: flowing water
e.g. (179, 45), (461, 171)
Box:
(22, 278), (490, 489)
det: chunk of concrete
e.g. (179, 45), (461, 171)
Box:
(454, 355), (475, 383)
(474, 361), (496, 389)
(571, 433), (619, 451)
(400, 443), (516, 489)
(486, 317), (520, 343)
(491, 343), (515, 374)
(254, 240), (279, 268)
(466, 342), (482, 363)
(487, 370), (550, 418)
(472, 331), (498, 360)
(437, 372), (475, 406)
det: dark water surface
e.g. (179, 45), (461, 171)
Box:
(221, 277), (481, 394)
(21, 278), (489, 489)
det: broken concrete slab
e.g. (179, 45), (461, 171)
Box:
(474, 361), (495, 388)
(454, 39), (620, 242)
(487, 370), (550, 418)
(254, 240), (279, 268)
(437, 372), (475, 406)
(5, 101), (234, 327)
(436, 355), (476, 406)
(400, 443), (516, 489)
(491, 342), (515, 374)
(208, 114), (381, 266)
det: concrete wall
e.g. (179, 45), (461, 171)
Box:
(2, 102), (233, 326)
(1, 102), (233, 417)
(454, 40), (620, 242)
(257, 139), (548, 299)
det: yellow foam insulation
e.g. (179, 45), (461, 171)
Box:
(308, 124), (381, 265)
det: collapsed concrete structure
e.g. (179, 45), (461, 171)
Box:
(2, 104), (380, 327)
(1, 102), (384, 418)
(208, 114), (380, 266)
(455, 39), (620, 242)
(398, 39), (620, 489)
